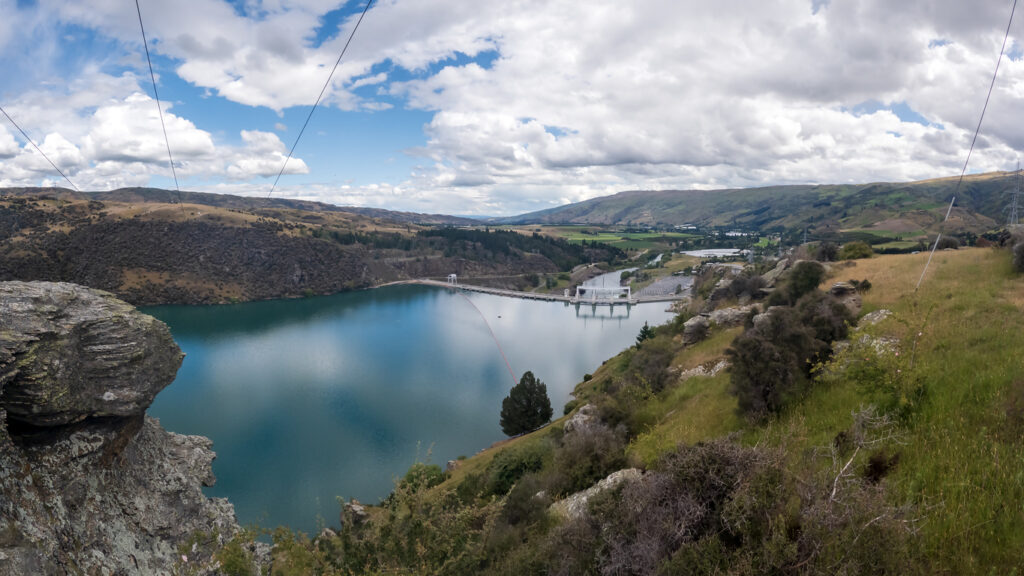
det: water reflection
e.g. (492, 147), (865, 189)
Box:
(146, 285), (673, 534)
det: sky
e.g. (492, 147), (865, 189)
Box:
(1, 0), (1023, 216)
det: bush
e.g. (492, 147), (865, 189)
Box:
(626, 337), (676, 393)
(769, 261), (825, 306)
(483, 441), (551, 497)
(546, 437), (913, 576)
(726, 307), (821, 419)
(400, 462), (445, 492)
(814, 241), (838, 262)
(794, 291), (853, 350)
(500, 371), (554, 436)
(838, 241), (873, 260)
(936, 235), (960, 250)
(547, 422), (628, 496)
(1014, 241), (1024, 273)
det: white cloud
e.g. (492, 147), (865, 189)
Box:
(0, 74), (309, 190)
(3, 0), (1023, 214)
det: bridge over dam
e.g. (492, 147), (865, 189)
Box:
(394, 278), (688, 307)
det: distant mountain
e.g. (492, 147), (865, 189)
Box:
(495, 172), (1017, 233)
(0, 187), (477, 226)
(339, 206), (479, 226)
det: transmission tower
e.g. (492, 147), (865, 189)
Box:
(1006, 163), (1021, 227)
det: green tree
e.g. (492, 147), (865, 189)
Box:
(500, 372), (554, 436)
(838, 241), (874, 260)
(635, 321), (654, 347)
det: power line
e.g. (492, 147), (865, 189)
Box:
(916, 0), (1017, 291)
(0, 105), (80, 191)
(268, 0), (375, 197)
(135, 0), (186, 214)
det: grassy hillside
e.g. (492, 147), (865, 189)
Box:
(497, 172), (1015, 238)
(248, 247), (1024, 575)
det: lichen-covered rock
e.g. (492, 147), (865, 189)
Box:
(860, 309), (892, 326)
(0, 281), (183, 426)
(708, 305), (757, 328)
(564, 403), (598, 433)
(760, 259), (789, 287)
(682, 315), (710, 345)
(0, 281), (240, 575)
(549, 468), (643, 520)
(829, 281), (862, 316)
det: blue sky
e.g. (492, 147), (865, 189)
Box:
(1, 0), (1022, 215)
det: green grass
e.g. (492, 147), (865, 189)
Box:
(768, 249), (1024, 573)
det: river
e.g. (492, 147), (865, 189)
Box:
(145, 284), (674, 534)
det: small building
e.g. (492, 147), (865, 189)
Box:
(447, 274), (458, 285)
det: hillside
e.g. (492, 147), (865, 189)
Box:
(255, 245), (1024, 575)
(497, 171), (1015, 235)
(0, 189), (620, 305)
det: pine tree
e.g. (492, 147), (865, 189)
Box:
(500, 371), (554, 436)
(636, 321), (654, 347)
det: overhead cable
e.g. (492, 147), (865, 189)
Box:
(0, 105), (80, 192)
(268, 0), (375, 197)
(135, 0), (187, 213)
(916, 0), (1018, 291)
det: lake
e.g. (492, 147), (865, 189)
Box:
(145, 284), (674, 534)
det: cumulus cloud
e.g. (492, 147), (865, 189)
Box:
(0, 73), (308, 190)
(3, 0), (1023, 214)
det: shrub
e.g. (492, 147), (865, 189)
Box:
(794, 290), (853, 350)
(500, 371), (554, 436)
(838, 241), (873, 260)
(769, 261), (825, 306)
(545, 437), (913, 576)
(814, 241), (838, 262)
(726, 307), (822, 419)
(1014, 241), (1024, 273)
(936, 235), (960, 250)
(547, 422), (628, 496)
(401, 462), (445, 492)
(483, 441), (551, 497)
(727, 273), (767, 299)
(626, 337), (675, 393)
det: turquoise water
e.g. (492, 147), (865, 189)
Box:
(145, 284), (673, 534)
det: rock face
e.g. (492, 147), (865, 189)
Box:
(0, 281), (240, 575)
(0, 281), (183, 426)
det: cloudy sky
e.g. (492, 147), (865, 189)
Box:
(1, 0), (1023, 215)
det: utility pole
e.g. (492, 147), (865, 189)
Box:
(1007, 163), (1021, 227)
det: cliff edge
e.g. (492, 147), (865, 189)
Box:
(0, 281), (241, 574)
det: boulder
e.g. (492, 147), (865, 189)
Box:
(760, 259), (789, 287)
(564, 403), (598, 433)
(860, 309), (892, 326)
(708, 305), (757, 328)
(343, 499), (369, 526)
(0, 281), (183, 427)
(829, 282), (862, 316)
(549, 468), (643, 521)
(682, 315), (710, 345)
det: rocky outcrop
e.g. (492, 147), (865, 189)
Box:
(549, 468), (643, 521)
(682, 315), (710, 345)
(708, 304), (758, 328)
(564, 403), (599, 434)
(0, 281), (241, 575)
(829, 282), (862, 316)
